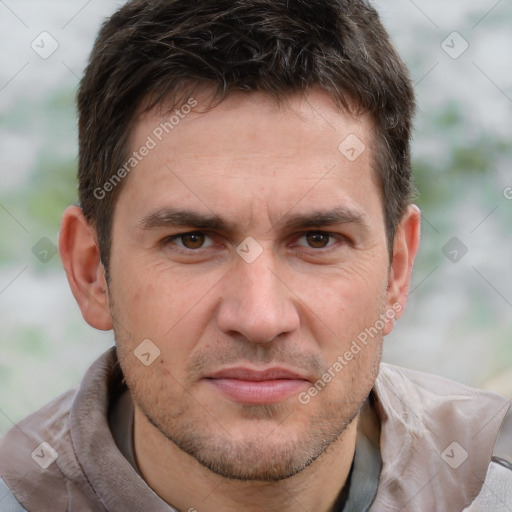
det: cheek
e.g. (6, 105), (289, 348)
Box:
(297, 262), (388, 325)
(294, 268), (388, 382)
(111, 260), (217, 338)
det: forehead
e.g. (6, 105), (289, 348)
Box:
(117, 89), (382, 230)
(137, 88), (375, 164)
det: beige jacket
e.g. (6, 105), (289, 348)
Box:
(0, 348), (510, 511)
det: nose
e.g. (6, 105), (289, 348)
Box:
(216, 253), (300, 344)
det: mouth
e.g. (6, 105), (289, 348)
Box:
(204, 367), (310, 405)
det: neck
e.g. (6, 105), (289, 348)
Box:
(133, 407), (358, 512)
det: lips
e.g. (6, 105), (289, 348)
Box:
(207, 367), (308, 381)
(204, 367), (310, 404)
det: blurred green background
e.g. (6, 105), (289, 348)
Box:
(1, 0), (511, 437)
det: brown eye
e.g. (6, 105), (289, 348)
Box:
(305, 231), (331, 248)
(180, 232), (206, 249)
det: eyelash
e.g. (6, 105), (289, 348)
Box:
(164, 231), (215, 250)
(163, 231), (348, 253)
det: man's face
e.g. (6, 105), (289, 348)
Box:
(109, 89), (393, 481)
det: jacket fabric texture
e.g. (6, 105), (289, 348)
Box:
(0, 347), (510, 512)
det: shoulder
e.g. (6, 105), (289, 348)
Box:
(0, 387), (75, 455)
(0, 477), (28, 511)
(0, 387), (76, 451)
(0, 390), (78, 511)
(378, 362), (504, 397)
(0, 349), (118, 512)
(376, 362), (509, 417)
(371, 363), (511, 511)
(375, 362), (510, 442)
(464, 405), (512, 511)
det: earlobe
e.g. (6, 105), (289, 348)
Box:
(59, 205), (113, 331)
(383, 204), (421, 335)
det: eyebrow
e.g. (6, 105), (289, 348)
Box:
(137, 206), (368, 233)
(138, 209), (230, 231)
(278, 207), (368, 232)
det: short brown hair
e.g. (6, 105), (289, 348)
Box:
(77, 0), (415, 271)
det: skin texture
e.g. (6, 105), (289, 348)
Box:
(59, 88), (420, 512)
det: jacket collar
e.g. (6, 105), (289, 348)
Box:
(370, 363), (510, 511)
(70, 347), (176, 512)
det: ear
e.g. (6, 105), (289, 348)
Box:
(382, 204), (421, 335)
(59, 205), (113, 331)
